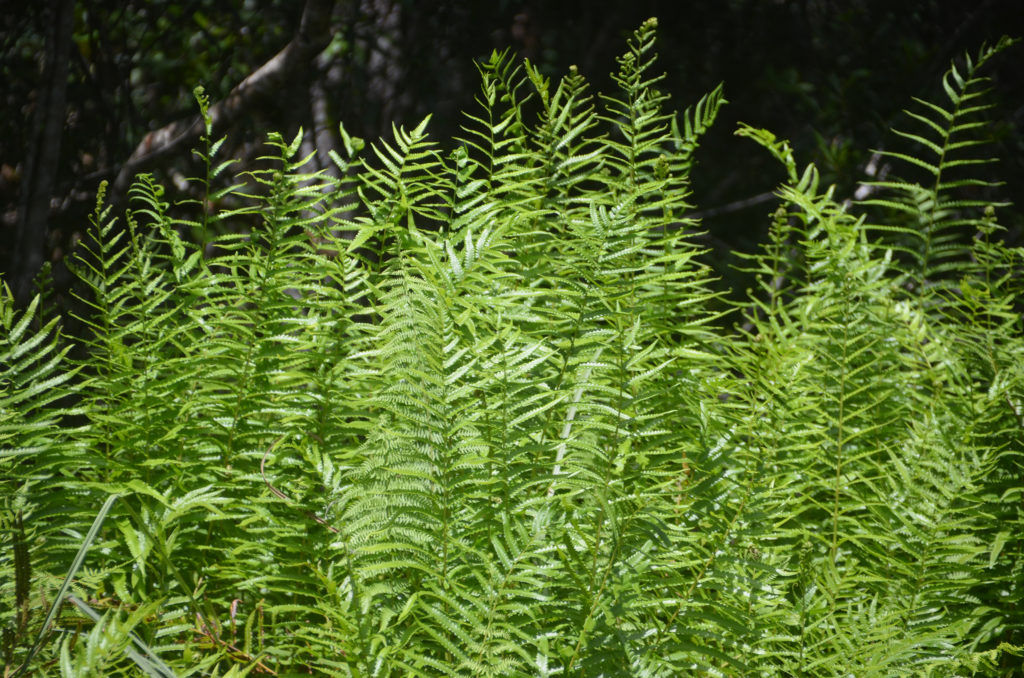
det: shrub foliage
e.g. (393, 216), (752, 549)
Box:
(2, 19), (1022, 677)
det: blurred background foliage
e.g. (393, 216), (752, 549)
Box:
(2, 0), (1022, 309)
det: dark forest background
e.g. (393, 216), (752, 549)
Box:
(3, 0), (1023, 309)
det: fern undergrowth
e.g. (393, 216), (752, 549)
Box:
(2, 19), (1022, 677)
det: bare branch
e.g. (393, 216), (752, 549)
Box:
(687, 191), (777, 220)
(112, 0), (337, 195)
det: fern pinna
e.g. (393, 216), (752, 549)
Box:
(1, 19), (1021, 678)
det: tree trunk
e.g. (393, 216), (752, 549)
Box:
(11, 0), (74, 305)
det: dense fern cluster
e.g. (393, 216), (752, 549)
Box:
(2, 19), (1022, 676)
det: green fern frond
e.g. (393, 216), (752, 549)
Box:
(4, 16), (1021, 678)
(859, 36), (1019, 299)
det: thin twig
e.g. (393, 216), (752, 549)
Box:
(687, 191), (777, 220)
(193, 614), (278, 675)
(261, 437), (340, 534)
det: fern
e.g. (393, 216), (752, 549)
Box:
(859, 37), (1018, 301)
(2, 18), (1021, 677)
(735, 37), (1022, 671)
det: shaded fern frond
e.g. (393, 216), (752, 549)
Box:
(859, 36), (1019, 299)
